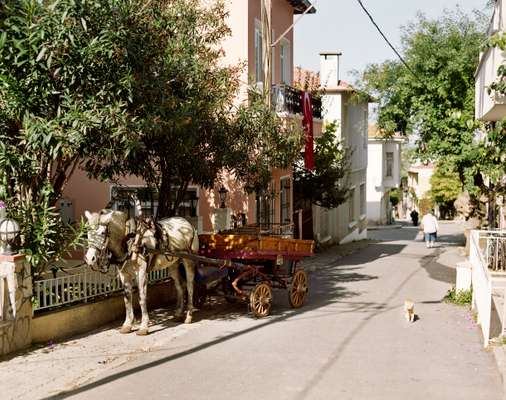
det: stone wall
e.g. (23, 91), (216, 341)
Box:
(0, 255), (32, 356)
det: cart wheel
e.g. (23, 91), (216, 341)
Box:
(288, 269), (308, 308)
(250, 282), (272, 318)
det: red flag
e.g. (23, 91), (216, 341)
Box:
(301, 91), (314, 170)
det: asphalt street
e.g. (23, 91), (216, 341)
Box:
(46, 222), (503, 400)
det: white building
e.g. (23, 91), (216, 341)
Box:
(366, 126), (404, 225)
(475, 0), (506, 121)
(312, 51), (369, 244)
(475, 0), (506, 229)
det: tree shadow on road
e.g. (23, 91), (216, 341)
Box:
(418, 249), (456, 285)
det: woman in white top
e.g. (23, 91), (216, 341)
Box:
(421, 210), (439, 248)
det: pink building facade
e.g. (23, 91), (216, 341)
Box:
(62, 0), (321, 237)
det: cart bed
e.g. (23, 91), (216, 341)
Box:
(199, 234), (314, 261)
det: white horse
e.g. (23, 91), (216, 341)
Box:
(84, 209), (198, 335)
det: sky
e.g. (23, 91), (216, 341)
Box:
(294, 0), (492, 84)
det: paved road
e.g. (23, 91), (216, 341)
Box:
(46, 222), (502, 399)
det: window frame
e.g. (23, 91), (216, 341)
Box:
(385, 151), (394, 178)
(280, 38), (291, 84)
(254, 19), (263, 83)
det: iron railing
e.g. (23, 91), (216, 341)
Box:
(473, 230), (506, 272)
(272, 84), (322, 119)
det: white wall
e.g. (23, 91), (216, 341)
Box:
(475, 0), (506, 121)
(320, 54), (339, 88)
(366, 139), (402, 224)
(366, 142), (383, 222)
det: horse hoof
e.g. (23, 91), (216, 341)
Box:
(119, 325), (133, 334)
(184, 315), (192, 324)
(136, 328), (149, 336)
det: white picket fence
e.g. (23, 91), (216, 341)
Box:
(33, 266), (171, 311)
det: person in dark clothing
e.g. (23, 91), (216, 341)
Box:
(410, 209), (419, 226)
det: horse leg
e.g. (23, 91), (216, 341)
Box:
(170, 265), (185, 322)
(118, 265), (134, 334)
(182, 258), (196, 324)
(136, 259), (149, 336)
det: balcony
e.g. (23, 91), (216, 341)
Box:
(475, 45), (506, 121)
(271, 84), (322, 120)
(475, 1), (506, 121)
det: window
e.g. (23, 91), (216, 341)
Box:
(280, 38), (291, 84)
(110, 186), (157, 218)
(271, 30), (275, 84)
(360, 184), (366, 215)
(386, 152), (394, 178)
(349, 188), (356, 223)
(363, 110), (368, 149)
(255, 19), (263, 83)
(256, 183), (275, 227)
(280, 178), (291, 224)
(110, 186), (198, 218)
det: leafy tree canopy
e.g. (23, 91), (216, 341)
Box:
(0, 0), (306, 273)
(92, 0), (304, 217)
(430, 164), (462, 205)
(354, 9), (485, 182)
(294, 122), (351, 209)
(0, 0), (139, 273)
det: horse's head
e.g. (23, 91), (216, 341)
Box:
(84, 209), (115, 269)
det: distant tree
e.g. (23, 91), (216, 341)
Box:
(294, 122), (351, 209)
(354, 8), (501, 222)
(430, 164), (462, 218)
(354, 9), (485, 183)
(419, 197), (434, 215)
(389, 188), (401, 207)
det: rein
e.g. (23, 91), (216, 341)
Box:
(87, 223), (115, 274)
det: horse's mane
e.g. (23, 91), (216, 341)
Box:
(103, 210), (129, 258)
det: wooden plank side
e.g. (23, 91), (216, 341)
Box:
(198, 234), (314, 258)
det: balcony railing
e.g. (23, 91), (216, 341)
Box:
(272, 84), (322, 120)
(473, 230), (506, 272)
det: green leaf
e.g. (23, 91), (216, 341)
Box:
(36, 46), (47, 62)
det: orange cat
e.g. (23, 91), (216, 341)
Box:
(404, 299), (415, 322)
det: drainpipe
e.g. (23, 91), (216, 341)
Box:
(261, 0), (272, 107)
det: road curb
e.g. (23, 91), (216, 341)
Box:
(367, 224), (403, 231)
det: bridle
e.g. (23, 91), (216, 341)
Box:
(87, 222), (112, 273)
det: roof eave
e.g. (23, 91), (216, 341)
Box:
(287, 0), (316, 14)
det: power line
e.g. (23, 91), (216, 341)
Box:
(355, 0), (428, 90)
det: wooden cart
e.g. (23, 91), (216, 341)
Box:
(196, 233), (314, 317)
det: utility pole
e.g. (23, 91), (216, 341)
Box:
(261, 0), (272, 107)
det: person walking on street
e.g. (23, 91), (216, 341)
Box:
(421, 210), (439, 248)
(410, 209), (419, 226)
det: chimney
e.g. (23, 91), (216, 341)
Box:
(319, 51), (342, 88)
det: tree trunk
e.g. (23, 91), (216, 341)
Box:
(157, 169), (173, 219)
(488, 191), (497, 229)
